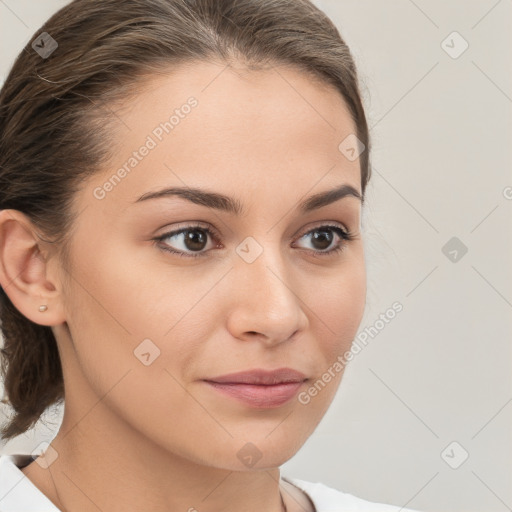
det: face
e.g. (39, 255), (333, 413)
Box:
(51, 60), (366, 470)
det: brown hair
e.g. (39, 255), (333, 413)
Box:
(0, 0), (371, 441)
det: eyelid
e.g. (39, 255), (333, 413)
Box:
(155, 219), (350, 242)
(295, 220), (350, 238)
(156, 221), (221, 240)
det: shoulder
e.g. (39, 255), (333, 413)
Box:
(0, 453), (61, 511)
(282, 475), (422, 512)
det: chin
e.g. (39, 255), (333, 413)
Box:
(185, 432), (306, 471)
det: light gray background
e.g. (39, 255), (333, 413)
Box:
(1, 1), (511, 511)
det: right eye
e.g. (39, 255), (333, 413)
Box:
(153, 223), (220, 258)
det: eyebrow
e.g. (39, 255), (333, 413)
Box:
(134, 183), (362, 215)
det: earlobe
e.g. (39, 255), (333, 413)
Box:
(0, 209), (66, 326)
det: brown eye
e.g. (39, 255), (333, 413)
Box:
(180, 228), (209, 251)
(154, 224), (218, 258)
(294, 224), (355, 257)
(309, 227), (336, 251)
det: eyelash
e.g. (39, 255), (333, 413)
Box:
(153, 222), (356, 260)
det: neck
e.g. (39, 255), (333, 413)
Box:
(31, 413), (287, 512)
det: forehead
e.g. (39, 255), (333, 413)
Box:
(118, 60), (356, 135)
(84, 60), (362, 213)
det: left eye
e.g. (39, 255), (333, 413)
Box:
(154, 223), (355, 259)
(294, 224), (353, 255)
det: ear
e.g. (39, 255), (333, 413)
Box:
(0, 209), (67, 326)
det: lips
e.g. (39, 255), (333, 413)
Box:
(204, 367), (307, 385)
(202, 368), (308, 408)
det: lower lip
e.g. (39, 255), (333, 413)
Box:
(203, 380), (305, 408)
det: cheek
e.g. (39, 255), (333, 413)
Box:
(61, 267), (208, 460)
(307, 257), (366, 351)
(62, 241), (218, 398)
(294, 262), (366, 418)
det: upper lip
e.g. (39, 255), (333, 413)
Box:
(204, 368), (307, 385)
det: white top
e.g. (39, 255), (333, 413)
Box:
(0, 453), (420, 511)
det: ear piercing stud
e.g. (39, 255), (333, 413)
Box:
(39, 305), (48, 312)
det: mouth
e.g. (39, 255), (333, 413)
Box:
(202, 380), (306, 408)
(202, 368), (308, 408)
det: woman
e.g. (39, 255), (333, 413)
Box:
(0, 0), (420, 510)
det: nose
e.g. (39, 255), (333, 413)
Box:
(225, 247), (308, 346)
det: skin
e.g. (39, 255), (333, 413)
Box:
(0, 60), (366, 512)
